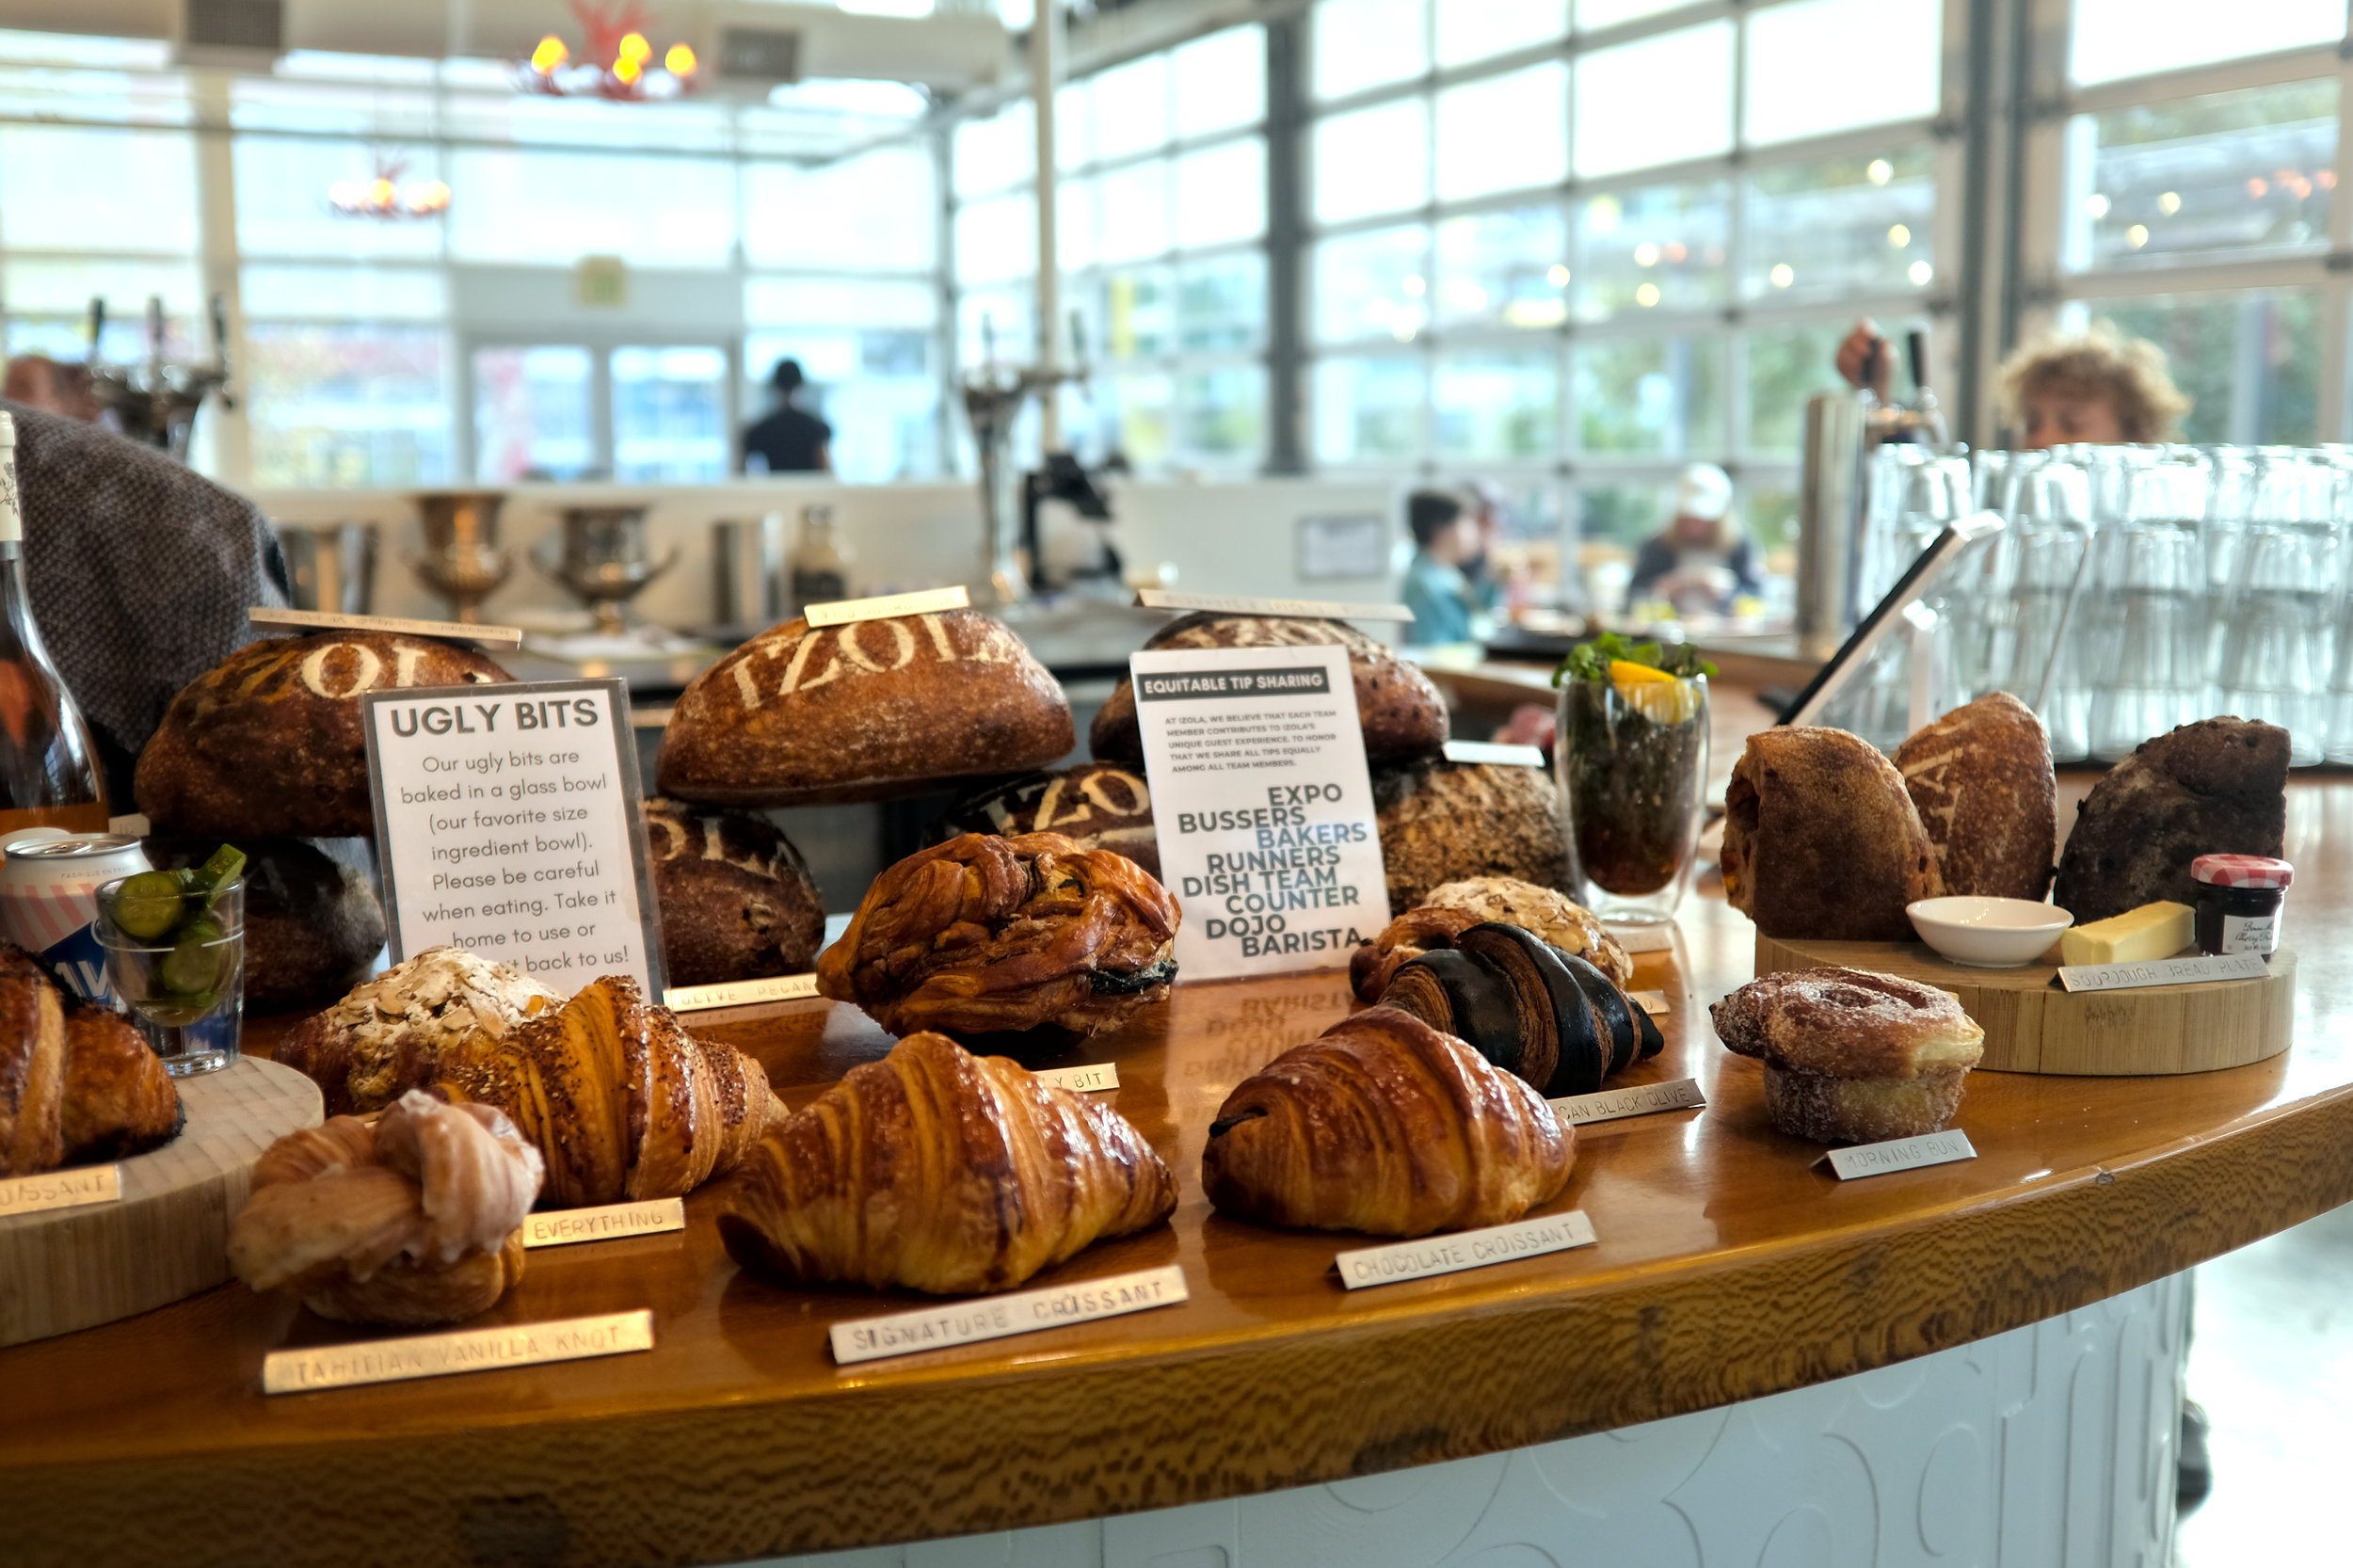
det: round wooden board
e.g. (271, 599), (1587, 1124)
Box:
(0, 1056), (323, 1348)
(1753, 933), (2297, 1075)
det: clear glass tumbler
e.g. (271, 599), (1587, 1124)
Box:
(1555, 673), (1710, 925)
(93, 876), (244, 1076)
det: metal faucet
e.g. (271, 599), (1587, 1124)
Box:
(84, 295), (233, 463)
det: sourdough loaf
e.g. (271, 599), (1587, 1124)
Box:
(1721, 727), (1942, 941)
(1895, 692), (2057, 902)
(643, 798), (824, 987)
(2054, 717), (2290, 922)
(144, 836), (386, 1011)
(1374, 759), (1567, 914)
(935, 763), (1160, 878)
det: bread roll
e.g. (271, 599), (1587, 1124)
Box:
(1712, 966), (1983, 1144)
(1090, 614), (1447, 767)
(1895, 693), (2057, 901)
(136, 632), (514, 838)
(643, 799), (823, 987)
(936, 763), (1160, 879)
(1721, 728), (1942, 940)
(2054, 717), (2290, 923)
(275, 946), (559, 1117)
(143, 836), (385, 1011)
(657, 609), (1074, 807)
(1374, 759), (1568, 914)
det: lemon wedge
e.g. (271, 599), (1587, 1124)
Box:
(1609, 660), (1701, 725)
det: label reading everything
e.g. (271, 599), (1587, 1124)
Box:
(262, 1310), (655, 1395)
(830, 1264), (1188, 1365)
(0, 1162), (120, 1218)
(522, 1197), (685, 1249)
(1547, 1077), (1705, 1127)
(1335, 1210), (1596, 1289)
(1820, 1128), (1977, 1180)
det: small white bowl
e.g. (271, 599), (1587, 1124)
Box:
(1906, 896), (2073, 968)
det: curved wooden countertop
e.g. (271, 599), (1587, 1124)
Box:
(7, 778), (2353, 1568)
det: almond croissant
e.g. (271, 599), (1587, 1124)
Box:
(228, 1091), (543, 1326)
(721, 1031), (1176, 1294)
(1203, 1005), (1576, 1238)
(435, 974), (781, 1209)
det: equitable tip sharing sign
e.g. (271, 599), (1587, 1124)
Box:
(1128, 644), (1388, 983)
(362, 678), (666, 997)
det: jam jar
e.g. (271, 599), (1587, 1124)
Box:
(2190, 854), (2294, 959)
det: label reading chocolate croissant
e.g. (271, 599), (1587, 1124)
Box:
(1335, 1211), (1596, 1289)
(0, 1162), (120, 1218)
(830, 1263), (1189, 1366)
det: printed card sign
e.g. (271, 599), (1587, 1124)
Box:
(363, 679), (664, 997)
(1129, 645), (1388, 982)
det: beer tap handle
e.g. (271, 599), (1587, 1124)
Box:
(85, 297), (105, 364)
(145, 296), (165, 376)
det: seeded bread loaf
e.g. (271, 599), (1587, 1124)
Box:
(1895, 692), (2057, 902)
(935, 763), (1160, 878)
(1373, 759), (1567, 914)
(643, 798), (824, 987)
(2054, 717), (2290, 923)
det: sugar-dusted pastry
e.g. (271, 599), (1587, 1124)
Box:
(1711, 967), (1985, 1144)
(817, 832), (1179, 1039)
(643, 797), (824, 986)
(436, 975), (781, 1208)
(1351, 876), (1630, 1001)
(936, 762), (1161, 879)
(1378, 921), (1661, 1098)
(2054, 717), (2290, 923)
(721, 1031), (1176, 1294)
(1721, 728), (1943, 941)
(274, 946), (560, 1116)
(228, 1091), (542, 1327)
(1895, 692), (2057, 902)
(1373, 759), (1569, 915)
(1203, 1006), (1575, 1238)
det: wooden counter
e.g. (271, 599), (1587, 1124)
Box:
(7, 782), (2353, 1568)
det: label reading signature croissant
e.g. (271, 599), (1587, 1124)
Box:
(1335, 1211), (1597, 1289)
(830, 1264), (1189, 1365)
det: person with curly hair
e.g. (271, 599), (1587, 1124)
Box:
(1834, 318), (2192, 448)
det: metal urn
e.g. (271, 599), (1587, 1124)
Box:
(409, 490), (513, 624)
(536, 504), (678, 636)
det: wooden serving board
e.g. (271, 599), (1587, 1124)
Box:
(0, 1057), (322, 1348)
(1753, 934), (2297, 1076)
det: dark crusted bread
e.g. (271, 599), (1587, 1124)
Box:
(1374, 759), (1567, 914)
(1090, 614), (1447, 767)
(643, 798), (824, 987)
(1895, 692), (2057, 902)
(136, 633), (514, 838)
(657, 609), (1074, 807)
(144, 836), (385, 1012)
(1721, 727), (1942, 940)
(2054, 717), (2290, 923)
(936, 763), (1160, 879)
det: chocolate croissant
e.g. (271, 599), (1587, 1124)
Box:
(817, 832), (1180, 1038)
(228, 1091), (543, 1326)
(721, 1031), (1176, 1294)
(1202, 1006), (1575, 1238)
(1350, 878), (1631, 1001)
(1377, 922), (1661, 1098)
(435, 974), (781, 1208)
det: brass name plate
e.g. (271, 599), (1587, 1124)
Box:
(1134, 589), (1415, 623)
(1548, 1078), (1705, 1127)
(250, 606), (525, 648)
(831, 1265), (1187, 1366)
(1336, 1210), (1596, 1289)
(804, 585), (969, 627)
(1032, 1062), (1119, 1094)
(262, 1310), (655, 1395)
(1441, 740), (1546, 768)
(664, 972), (821, 1012)
(522, 1198), (685, 1250)
(0, 1163), (120, 1219)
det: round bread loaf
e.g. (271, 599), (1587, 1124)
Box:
(935, 763), (1160, 878)
(1090, 614), (1447, 767)
(136, 632), (514, 838)
(1373, 759), (1567, 914)
(643, 798), (824, 987)
(657, 609), (1075, 807)
(144, 836), (386, 1012)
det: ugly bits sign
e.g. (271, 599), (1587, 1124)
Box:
(362, 678), (664, 996)
(1129, 644), (1387, 982)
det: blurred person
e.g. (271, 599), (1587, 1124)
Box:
(742, 358), (832, 475)
(1400, 488), (1489, 646)
(1626, 463), (1761, 616)
(1835, 318), (2190, 448)
(2, 357), (101, 424)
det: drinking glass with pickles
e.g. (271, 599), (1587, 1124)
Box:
(94, 844), (248, 1076)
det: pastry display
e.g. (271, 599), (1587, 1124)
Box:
(135, 631), (515, 839)
(1894, 692), (2057, 902)
(643, 798), (824, 986)
(436, 974), (781, 1208)
(936, 763), (1161, 879)
(227, 1091), (542, 1327)
(274, 946), (559, 1117)
(143, 836), (385, 1011)
(1376, 921), (1662, 1097)
(656, 607), (1075, 808)
(0, 944), (180, 1176)
(1721, 727), (1943, 940)
(2060, 900), (2194, 967)
(1090, 613), (1448, 768)
(2054, 717), (2290, 923)
(1712, 967), (1985, 1144)
(1373, 759), (1569, 915)
(721, 1030), (1176, 1294)
(816, 832), (1179, 1039)
(1201, 1006), (1574, 1238)
(1351, 877), (1630, 1000)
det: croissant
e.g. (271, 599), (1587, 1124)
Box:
(0, 946), (67, 1176)
(275, 945), (560, 1116)
(816, 832), (1180, 1038)
(435, 974), (780, 1208)
(721, 1031), (1176, 1294)
(1350, 879), (1631, 1002)
(0, 943), (181, 1176)
(1203, 1006), (1575, 1238)
(1377, 921), (1662, 1098)
(228, 1090), (543, 1326)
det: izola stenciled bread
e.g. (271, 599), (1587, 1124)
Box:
(1894, 692), (2057, 902)
(1711, 967), (1985, 1144)
(643, 798), (824, 986)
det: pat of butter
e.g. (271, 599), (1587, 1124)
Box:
(2059, 901), (2193, 967)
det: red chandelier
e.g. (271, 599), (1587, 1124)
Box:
(522, 1), (700, 102)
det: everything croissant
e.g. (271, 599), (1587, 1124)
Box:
(722, 1031), (1176, 1294)
(435, 975), (779, 1208)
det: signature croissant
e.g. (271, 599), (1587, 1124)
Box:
(1203, 1006), (1576, 1238)
(722, 1031), (1176, 1294)
(0, 944), (181, 1177)
(435, 975), (781, 1208)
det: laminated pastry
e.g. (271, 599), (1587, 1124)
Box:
(274, 946), (560, 1117)
(1376, 921), (1661, 1097)
(643, 798), (824, 986)
(0, 944), (181, 1176)
(936, 763), (1161, 880)
(2054, 717), (2291, 923)
(1373, 759), (1569, 915)
(136, 632), (514, 838)
(1201, 1005), (1574, 1238)
(1711, 967), (1984, 1144)
(1894, 693), (2057, 902)
(144, 836), (386, 1011)
(227, 1091), (542, 1327)
(721, 1030), (1176, 1294)
(656, 608), (1075, 808)
(436, 974), (781, 1208)
(1351, 877), (1630, 1000)
(1089, 614), (1448, 768)
(817, 832), (1180, 1039)
(1721, 728), (1943, 940)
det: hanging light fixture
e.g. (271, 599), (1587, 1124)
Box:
(521, 1), (700, 102)
(328, 150), (451, 221)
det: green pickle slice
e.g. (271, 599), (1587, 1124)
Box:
(108, 872), (186, 942)
(160, 916), (229, 999)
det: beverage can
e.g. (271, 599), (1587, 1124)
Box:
(0, 834), (150, 1002)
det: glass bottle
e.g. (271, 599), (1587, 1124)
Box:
(0, 412), (108, 837)
(788, 504), (852, 613)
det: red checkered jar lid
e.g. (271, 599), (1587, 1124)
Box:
(2190, 854), (2294, 889)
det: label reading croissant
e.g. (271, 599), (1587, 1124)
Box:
(262, 1310), (655, 1395)
(829, 1264), (1189, 1365)
(1335, 1210), (1597, 1289)
(0, 1162), (120, 1218)
(1818, 1128), (1977, 1180)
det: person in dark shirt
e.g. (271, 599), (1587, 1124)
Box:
(741, 359), (833, 475)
